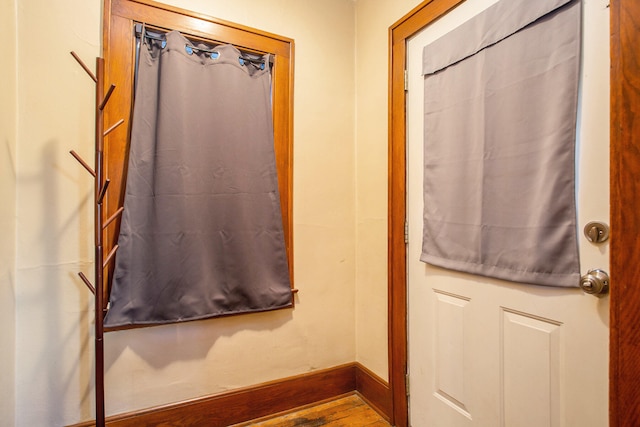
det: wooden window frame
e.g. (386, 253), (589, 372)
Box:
(101, 0), (295, 320)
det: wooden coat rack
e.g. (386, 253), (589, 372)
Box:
(70, 51), (124, 427)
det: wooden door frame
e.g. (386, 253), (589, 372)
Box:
(609, 0), (640, 424)
(387, 1), (640, 426)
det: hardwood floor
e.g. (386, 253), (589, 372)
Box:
(232, 394), (391, 427)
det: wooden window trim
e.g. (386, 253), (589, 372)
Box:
(101, 0), (295, 326)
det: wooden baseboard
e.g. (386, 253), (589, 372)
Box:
(355, 363), (392, 421)
(69, 362), (390, 427)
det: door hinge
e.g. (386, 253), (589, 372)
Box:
(404, 220), (409, 244)
(404, 69), (409, 91)
(405, 373), (410, 396)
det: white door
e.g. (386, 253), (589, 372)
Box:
(406, 1), (610, 426)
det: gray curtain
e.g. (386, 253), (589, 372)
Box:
(104, 31), (292, 328)
(420, 0), (581, 287)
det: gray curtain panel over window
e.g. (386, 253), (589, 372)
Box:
(104, 31), (292, 328)
(420, 0), (581, 287)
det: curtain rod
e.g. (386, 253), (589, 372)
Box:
(134, 22), (270, 67)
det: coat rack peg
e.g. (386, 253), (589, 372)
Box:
(70, 150), (96, 177)
(97, 179), (110, 204)
(103, 245), (119, 269)
(103, 118), (124, 137)
(70, 51), (98, 83)
(99, 84), (116, 111)
(78, 272), (96, 295)
(103, 207), (124, 230)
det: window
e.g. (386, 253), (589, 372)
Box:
(101, 0), (294, 327)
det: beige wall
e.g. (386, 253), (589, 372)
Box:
(11, 0), (372, 425)
(14, 1), (102, 425)
(0, 0), (17, 425)
(5, 0), (617, 425)
(102, 0), (358, 418)
(353, 0), (422, 379)
(9, 0), (427, 425)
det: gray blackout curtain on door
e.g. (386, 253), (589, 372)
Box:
(104, 31), (292, 328)
(420, 0), (581, 287)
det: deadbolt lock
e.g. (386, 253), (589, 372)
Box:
(584, 221), (609, 244)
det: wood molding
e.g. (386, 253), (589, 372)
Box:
(355, 363), (392, 421)
(387, 2), (465, 426)
(68, 363), (391, 427)
(609, 0), (640, 425)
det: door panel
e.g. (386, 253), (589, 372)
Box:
(406, 1), (610, 426)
